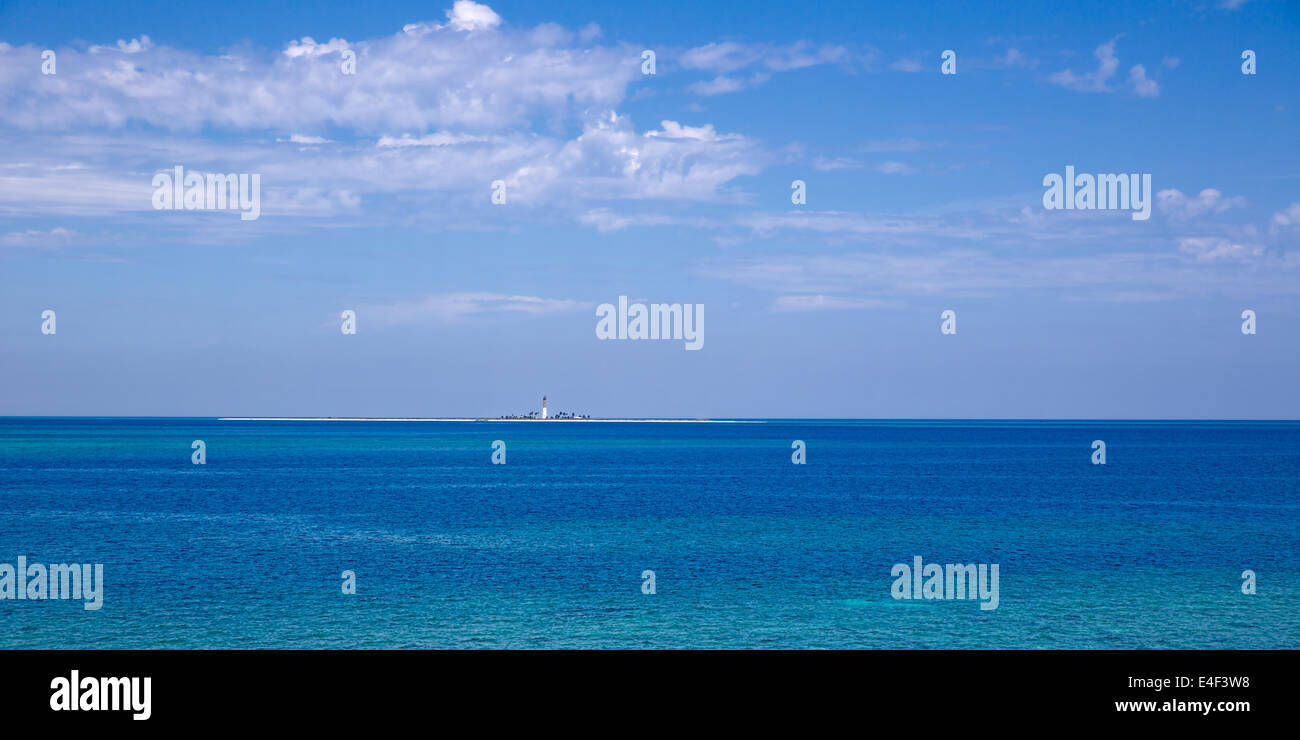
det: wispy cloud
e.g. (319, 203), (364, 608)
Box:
(360, 292), (586, 326)
(995, 48), (1036, 68)
(678, 40), (858, 95)
(813, 156), (863, 171)
(771, 295), (894, 311)
(1176, 237), (1262, 263)
(876, 161), (917, 175)
(1270, 203), (1300, 233)
(0, 227), (76, 248)
(859, 138), (934, 153)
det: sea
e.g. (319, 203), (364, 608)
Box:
(0, 417), (1296, 649)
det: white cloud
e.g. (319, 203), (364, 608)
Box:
(446, 1), (502, 32)
(0, 18), (638, 134)
(688, 75), (759, 96)
(1176, 237), (1262, 262)
(762, 41), (851, 71)
(734, 210), (992, 244)
(1156, 188), (1246, 219)
(675, 186), (1298, 304)
(282, 37), (350, 58)
(888, 58), (923, 73)
(578, 209), (689, 232)
(90, 35), (153, 54)
(771, 295), (891, 311)
(813, 156), (862, 171)
(0, 12), (774, 227)
(0, 227), (76, 248)
(1270, 203), (1300, 232)
(643, 120), (731, 142)
(679, 41), (763, 73)
(1128, 64), (1159, 97)
(1051, 40), (1159, 98)
(876, 161), (916, 175)
(996, 48), (1035, 68)
(362, 292), (584, 326)
(376, 132), (487, 147)
(0, 107), (762, 227)
(1050, 38), (1120, 93)
(0, 155), (156, 216)
(281, 134), (332, 144)
(679, 40), (854, 95)
(696, 243), (1292, 305)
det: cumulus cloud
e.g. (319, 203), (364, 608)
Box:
(0, 107), (762, 229)
(282, 37), (350, 58)
(1050, 38), (1121, 92)
(0, 8), (638, 133)
(0, 5), (767, 227)
(644, 120), (732, 142)
(1050, 39), (1160, 98)
(90, 36), (153, 54)
(1128, 64), (1159, 97)
(6, 0), (1287, 314)
(446, 0), (502, 32)
(1156, 188), (1246, 219)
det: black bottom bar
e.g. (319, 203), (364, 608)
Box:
(2, 650), (1285, 727)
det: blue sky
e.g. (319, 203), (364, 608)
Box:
(1, 0), (1297, 418)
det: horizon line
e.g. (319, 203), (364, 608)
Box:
(2, 416), (1299, 423)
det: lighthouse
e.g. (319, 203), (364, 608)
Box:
(541, 396), (548, 419)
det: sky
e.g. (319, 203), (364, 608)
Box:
(0, 0), (1297, 419)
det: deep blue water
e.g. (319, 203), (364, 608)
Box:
(0, 418), (1296, 648)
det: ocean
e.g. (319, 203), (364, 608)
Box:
(0, 418), (1296, 649)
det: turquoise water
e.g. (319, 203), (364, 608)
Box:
(0, 418), (1296, 648)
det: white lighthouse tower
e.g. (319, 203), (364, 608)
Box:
(541, 395), (548, 419)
